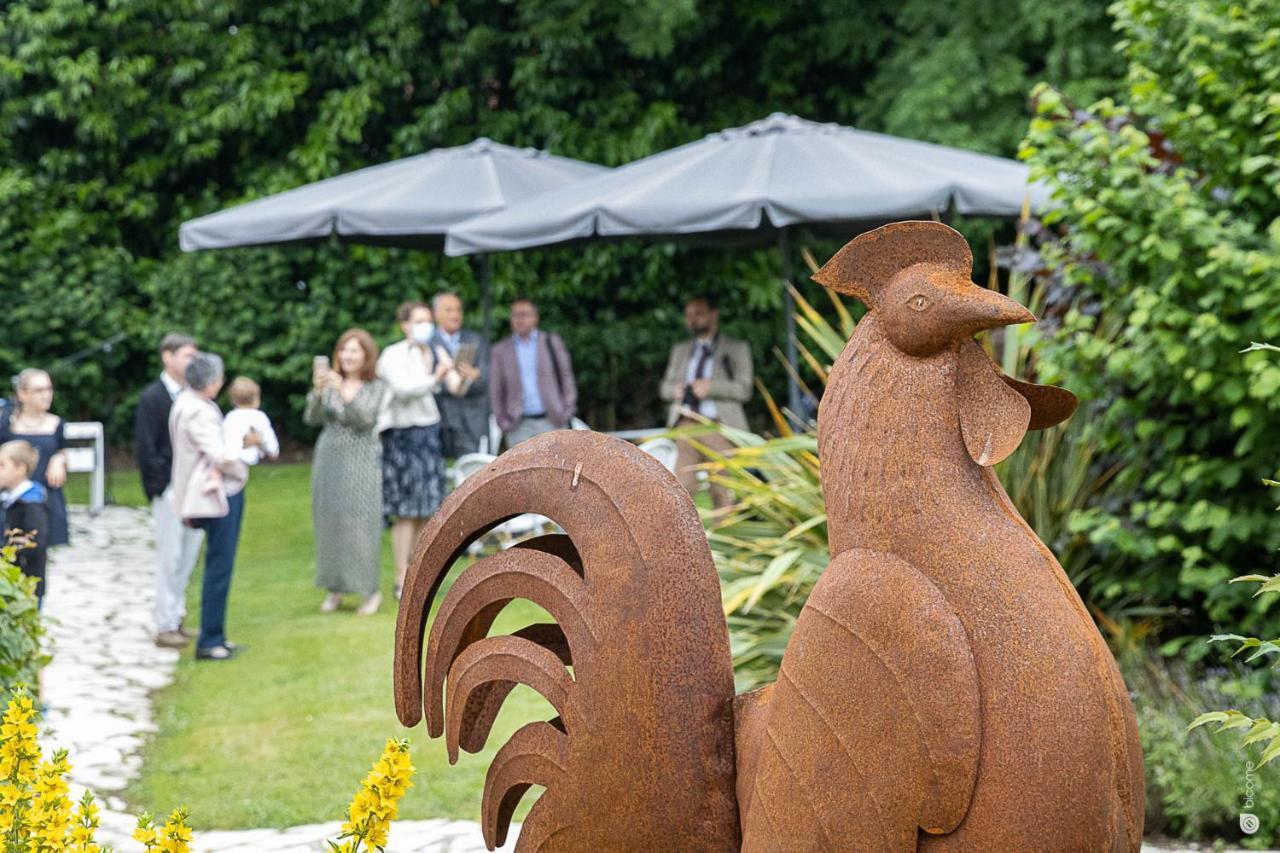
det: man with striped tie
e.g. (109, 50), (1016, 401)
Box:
(659, 295), (753, 509)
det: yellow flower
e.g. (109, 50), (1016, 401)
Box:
(332, 739), (414, 853)
(133, 813), (160, 848)
(67, 790), (102, 852)
(23, 751), (73, 844)
(158, 806), (193, 853)
(0, 693), (113, 852)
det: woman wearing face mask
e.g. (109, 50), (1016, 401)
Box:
(376, 301), (462, 600)
(1, 368), (70, 547)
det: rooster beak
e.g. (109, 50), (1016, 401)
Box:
(955, 284), (1036, 334)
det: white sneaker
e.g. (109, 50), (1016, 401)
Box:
(320, 593), (342, 612)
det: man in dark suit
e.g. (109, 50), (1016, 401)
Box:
(431, 292), (491, 457)
(134, 332), (203, 648)
(489, 297), (578, 449)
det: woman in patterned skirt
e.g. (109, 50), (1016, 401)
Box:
(376, 301), (465, 600)
(306, 329), (387, 615)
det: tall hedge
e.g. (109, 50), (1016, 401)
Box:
(1022, 0), (1280, 635)
(0, 0), (1121, 441)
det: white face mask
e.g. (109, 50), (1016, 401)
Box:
(411, 321), (435, 344)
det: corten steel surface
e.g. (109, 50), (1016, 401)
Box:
(394, 220), (1145, 852)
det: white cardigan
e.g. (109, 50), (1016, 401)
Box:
(375, 339), (463, 433)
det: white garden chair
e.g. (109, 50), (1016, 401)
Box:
(637, 437), (679, 475)
(450, 450), (554, 553)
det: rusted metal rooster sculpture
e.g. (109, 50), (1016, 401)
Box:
(394, 221), (1144, 852)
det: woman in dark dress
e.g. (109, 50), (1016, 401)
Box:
(0, 369), (70, 547)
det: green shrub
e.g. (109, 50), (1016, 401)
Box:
(1020, 0), (1280, 635)
(1134, 657), (1279, 848)
(0, 539), (47, 703)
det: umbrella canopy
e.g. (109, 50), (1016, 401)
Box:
(443, 113), (1045, 421)
(444, 113), (1047, 256)
(178, 137), (608, 252)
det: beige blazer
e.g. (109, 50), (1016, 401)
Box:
(168, 390), (248, 520)
(659, 334), (753, 431)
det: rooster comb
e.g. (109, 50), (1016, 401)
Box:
(812, 221), (973, 306)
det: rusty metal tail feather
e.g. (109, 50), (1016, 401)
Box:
(393, 430), (740, 851)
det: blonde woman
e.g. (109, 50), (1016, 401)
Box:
(1, 368), (69, 546)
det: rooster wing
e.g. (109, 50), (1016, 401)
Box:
(738, 548), (981, 852)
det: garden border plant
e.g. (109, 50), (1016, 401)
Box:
(0, 686), (416, 853)
(1020, 0), (1280, 639)
(0, 536), (46, 705)
(1188, 343), (1280, 768)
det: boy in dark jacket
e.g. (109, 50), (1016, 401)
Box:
(0, 440), (50, 604)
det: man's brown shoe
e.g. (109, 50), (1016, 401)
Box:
(154, 630), (190, 648)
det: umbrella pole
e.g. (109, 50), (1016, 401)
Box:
(477, 254), (493, 340)
(779, 228), (802, 421)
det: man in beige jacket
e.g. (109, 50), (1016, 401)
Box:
(659, 295), (753, 508)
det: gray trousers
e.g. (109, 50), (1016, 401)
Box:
(152, 486), (205, 632)
(503, 416), (557, 450)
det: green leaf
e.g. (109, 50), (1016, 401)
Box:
(1259, 736), (1280, 767)
(1188, 711), (1231, 730)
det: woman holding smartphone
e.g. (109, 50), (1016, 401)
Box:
(304, 329), (387, 614)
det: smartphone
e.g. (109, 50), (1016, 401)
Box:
(313, 355), (330, 371)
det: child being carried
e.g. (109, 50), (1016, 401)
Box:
(207, 377), (279, 494)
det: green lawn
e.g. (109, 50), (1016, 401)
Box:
(98, 464), (554, 829)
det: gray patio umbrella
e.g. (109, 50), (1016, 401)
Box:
(444, 113), (1048, 416)
(178, 138), (608, 335)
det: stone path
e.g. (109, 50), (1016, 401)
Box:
(33, 507), (1271, 852)
(41, 507), (511, 852)
(41, 506), (177, 847)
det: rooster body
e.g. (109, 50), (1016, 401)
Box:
(395, 222), (1144, 852)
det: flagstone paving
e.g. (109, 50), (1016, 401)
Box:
(40, 507), (512, 852)
(29, 506), (1268, 852)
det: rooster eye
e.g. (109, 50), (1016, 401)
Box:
(909, 294), (930, 312)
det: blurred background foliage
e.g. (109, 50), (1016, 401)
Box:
(0, 0), (1123, 439)
(1022, 0), (1280, 639)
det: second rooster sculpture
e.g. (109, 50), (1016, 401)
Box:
(394, 221), (1144, 852)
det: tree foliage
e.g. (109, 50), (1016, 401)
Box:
(0, 0), (1121, 439)
(1022, 0), (1280, 634)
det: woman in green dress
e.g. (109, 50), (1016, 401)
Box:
(305, 328), (387, 615)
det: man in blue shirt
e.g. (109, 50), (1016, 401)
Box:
(489, 298), (578, 449)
